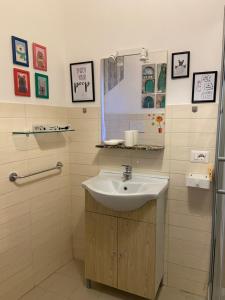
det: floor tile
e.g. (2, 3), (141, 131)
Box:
(56, 260), (84, 283)
(41, 290), (69, 300)
(20, 287), (46, 300)
(157, 286), (186, 300)
(184, 293), (206, 300)
(69, 286), (102, 300)
(20, 261), (206, 300)
(157, 286), (206, 300)
(39, 273), (80, 299)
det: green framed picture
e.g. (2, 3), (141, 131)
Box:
(35, 73), (49, 99)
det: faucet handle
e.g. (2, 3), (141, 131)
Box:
(122, 164), (132, 172)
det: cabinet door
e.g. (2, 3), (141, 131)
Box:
(85, 212), (118, 288)
(118, 218), (155, 299)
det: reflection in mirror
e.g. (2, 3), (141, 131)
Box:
(101, 50), (167, 147)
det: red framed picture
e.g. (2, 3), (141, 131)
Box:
(32, 43), (47, 71)
(13, 68), (31, 97)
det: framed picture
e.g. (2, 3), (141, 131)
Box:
(171, 51), (190, 79)
(11, 36), (29, 67)
(70, 61), (95, 102)
(142, 94), (155, 108)
(33, 43), (47, 71)
(13, 68), (31, 97)
(35, 73), (49, 99)
(192, 71), (217, 103)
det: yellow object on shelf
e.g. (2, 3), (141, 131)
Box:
(208, 164), (214, 182)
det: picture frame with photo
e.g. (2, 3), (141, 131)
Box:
(13, 68), (31, 97)
(70, 61), (95, 102)
(171, 51), (190, 79)
(192, 71), (217, 103)
(33, 43), (47, 71)
(35, 73), (49, 99)
(11, 36), (29, 67)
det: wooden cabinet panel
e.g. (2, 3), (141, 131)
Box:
(85, 212), (118, 288)
(118, 218), (156, 299)
(85, 191), (156, 223)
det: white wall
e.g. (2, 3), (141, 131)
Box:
(0, 0), (223, 107)
(64, 0), (225, 107)
(0, 0), (67, 106)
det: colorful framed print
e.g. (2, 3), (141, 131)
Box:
(11, 36), (29, 67)
(35, 73), (49, 99)
(171, 51), (190, 79)
(33, 43), (47, 71)
(142, 94), (155, 108)
(192, 71), (217, 103)
(70, 61), (95, 102)
(142, 64), (155, 94)
(13, 68), (31, 97)
(156, 94), (166, 108)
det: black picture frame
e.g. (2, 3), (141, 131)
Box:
(70, 61), (95, 103)
(192, 71), (217, 104)
(171, 51), (190, 79)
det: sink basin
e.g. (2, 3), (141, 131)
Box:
(82, 170), (169, 211)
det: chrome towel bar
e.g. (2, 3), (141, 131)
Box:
(9, 161), (63, 182)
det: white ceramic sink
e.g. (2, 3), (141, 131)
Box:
(82, 170), (169, 211)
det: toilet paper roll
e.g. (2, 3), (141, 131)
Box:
(132, 130), (139, 145)
(124, 130), (134, 147)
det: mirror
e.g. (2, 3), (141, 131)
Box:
(101, 50), (167, 147)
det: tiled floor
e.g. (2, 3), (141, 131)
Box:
(20, 260), (206, 300)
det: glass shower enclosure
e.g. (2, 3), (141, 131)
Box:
(211, 10), (225, 300)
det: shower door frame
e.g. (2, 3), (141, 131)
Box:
(210, 7), (225, 300)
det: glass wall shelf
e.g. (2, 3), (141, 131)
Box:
(12, 129), (75, 136)
(96, 143), (164, 151)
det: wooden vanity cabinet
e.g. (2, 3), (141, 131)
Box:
(85, 191), (165, 299)
(85, 212), (118, 288)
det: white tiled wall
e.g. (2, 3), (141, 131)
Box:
(0, 104), (72, 300)
(105, 112), (166, 146)
(0, 102), (217, 299)
(69, 103), (218, 297)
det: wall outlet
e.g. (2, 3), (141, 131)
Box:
(191, 150), (209, 163)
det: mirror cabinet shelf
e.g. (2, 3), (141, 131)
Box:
(101, 49), (167, 149)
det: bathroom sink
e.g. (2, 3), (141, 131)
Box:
(82, 170), (169, 211)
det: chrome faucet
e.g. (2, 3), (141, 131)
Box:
(122, 165), (132, 181)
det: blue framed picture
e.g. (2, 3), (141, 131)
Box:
(11, 36), (29, 67)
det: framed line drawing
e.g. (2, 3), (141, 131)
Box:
(11, 36), (29, 67)
(192, 71), (217, 103)
(13, 68), (31, 97)
(70, 61), (95, 102)
(171, 51), (190, 79)
(33, 43), (47, 71)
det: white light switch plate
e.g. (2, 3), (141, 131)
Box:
(191, 150), (209, 163)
